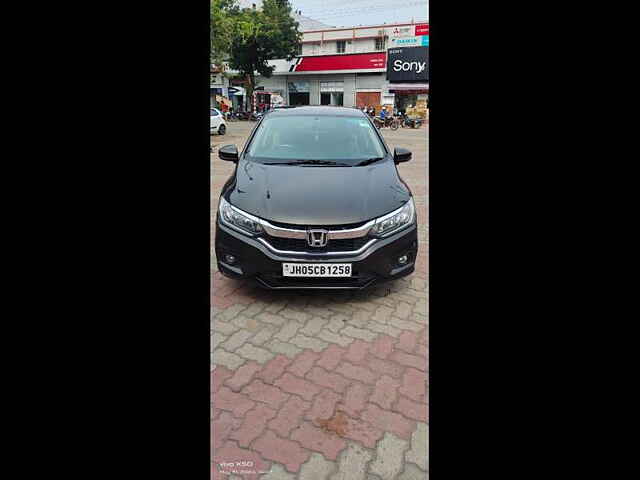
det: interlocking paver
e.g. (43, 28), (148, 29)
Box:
(290, 334), (329, 352)
(372, 305), (394, 323)
(291, 421), (347, 461)
(325, 315), (348, 333)
(341, 382), (369, 417)
(235, 343), (274, 364)
(398, 463), (428, 479)
(316, 344), (346, 370)
(370, 375), (401, 410)
(286, 350), (319, 377)
(317, 329), (354, 347)
(367, 321), (403, 338)
(299, 452), (337, 480)
(344, 339), (370, 363)
(390, 351), (426, 371)
(222, 329), (254, 352)
(395, 396), (428, 423)
(211, 366), (234, 393)
(300, 316), (330, 336)
(214, 386), (256, 418)
(275, 322), (302, 342)
(369, 432), (409, 480)
(399, 368), (427, 403)
(275, 372), (321, 401)
(342, 326), (377, 342)
(330, 441), (372, 480)
(268, 395), (310, 438)
(214, 349), (245, 370)
(388, 317), (424, 332)
(249, 325), (277, 345)
(253, 429), (311, 473)
(229, 403), (277, 447)
(256, 354), (292, 384)
(242, 379), (289, 409)
(405, 422), (428, 472)
(224, 361), (262, 392)
(212, 332), (227, 350)
(213, 320), (240, 336)
(280, 308), (311, 323)
(306, 388), (342, 424)
(306, 367), (351, 394)
(265, 339), (303, 358)
(260, 464), (296, 480)
(361, 404), (415, 440)
(335, 362), (377, 384)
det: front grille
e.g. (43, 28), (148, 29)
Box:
(266, 219), (369, 230)
(264, 235), (370, 253)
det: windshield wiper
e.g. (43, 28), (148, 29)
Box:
(265, 160), (351, 166)
(355, 157), (385, 166)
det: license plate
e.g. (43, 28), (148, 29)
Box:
(282, 263), (352, 277)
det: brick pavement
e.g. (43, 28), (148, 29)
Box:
(211, 122), (428, 479)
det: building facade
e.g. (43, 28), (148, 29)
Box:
(255, 21), (429, 112)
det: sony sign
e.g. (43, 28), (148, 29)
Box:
(386, 46), (429, 82)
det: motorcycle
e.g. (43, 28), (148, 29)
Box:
(373, 115), (400, 131)
(399, 113), (423, 129)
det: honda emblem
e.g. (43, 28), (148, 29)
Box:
(307, 229), (328, 247)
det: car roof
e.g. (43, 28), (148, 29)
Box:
(266, 106), (365, 117)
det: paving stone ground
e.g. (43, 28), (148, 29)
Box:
(211, 122), (428, 479)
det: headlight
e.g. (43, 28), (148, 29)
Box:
(370, 199), (415, 237)
(218, 197), (263, 235)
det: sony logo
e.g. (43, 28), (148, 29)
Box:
(393, 59), (426, 73)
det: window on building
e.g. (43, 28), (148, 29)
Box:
(337, 41), (346, 53)
(375, 37), (386, 50)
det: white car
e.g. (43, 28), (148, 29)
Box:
(210, 108), (227, 135)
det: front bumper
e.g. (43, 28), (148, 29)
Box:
(215, 221), (418, 290)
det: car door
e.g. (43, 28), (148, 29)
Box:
(210, 109), (221, 130)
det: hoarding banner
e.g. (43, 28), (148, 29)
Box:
(391, 25), (414, 38)
(415, 24), (429, 36)
(387, 46), (429, 82)
(292, 52), (386, 72)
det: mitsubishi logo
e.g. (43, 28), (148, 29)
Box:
(307, 229), (328, 248)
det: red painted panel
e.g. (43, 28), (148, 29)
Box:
(415, 24), (429, 36)
(295, 52), (386, 72)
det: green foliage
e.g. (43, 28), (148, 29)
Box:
(210, 0), (302, 106)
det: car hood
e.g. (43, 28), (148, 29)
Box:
(226, 159), (411, 225)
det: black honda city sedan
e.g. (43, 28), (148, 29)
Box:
(215, 106), (417, 290)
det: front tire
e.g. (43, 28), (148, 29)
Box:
(218, 124), (226, 135)
(390, 120), (399, 131)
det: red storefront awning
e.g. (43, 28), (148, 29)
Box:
(292, 52), (386, 72)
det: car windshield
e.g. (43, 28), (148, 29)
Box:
(245, 114), (386, 165)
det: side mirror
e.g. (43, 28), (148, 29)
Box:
(219, 144), (239, 162)
(394, 147), (412, 163)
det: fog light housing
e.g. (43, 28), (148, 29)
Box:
(398, 255), (408, 265)
(224, 254), (237, 265)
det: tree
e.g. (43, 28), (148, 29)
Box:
(210, 0), (239, 67)
(226, 0), (301, 110)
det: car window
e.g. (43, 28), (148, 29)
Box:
(210, 109), (219, 116)
(245, 115), (386, 165)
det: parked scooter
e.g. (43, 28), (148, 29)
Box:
(399, 113), (423, 129)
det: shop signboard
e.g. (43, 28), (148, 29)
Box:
(387, 46), (429, 82)
(415, 24), (429, 36)
(391, 35), (429, 47)
(291, 52), (386, 72)
(391, 25), (414, 38)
